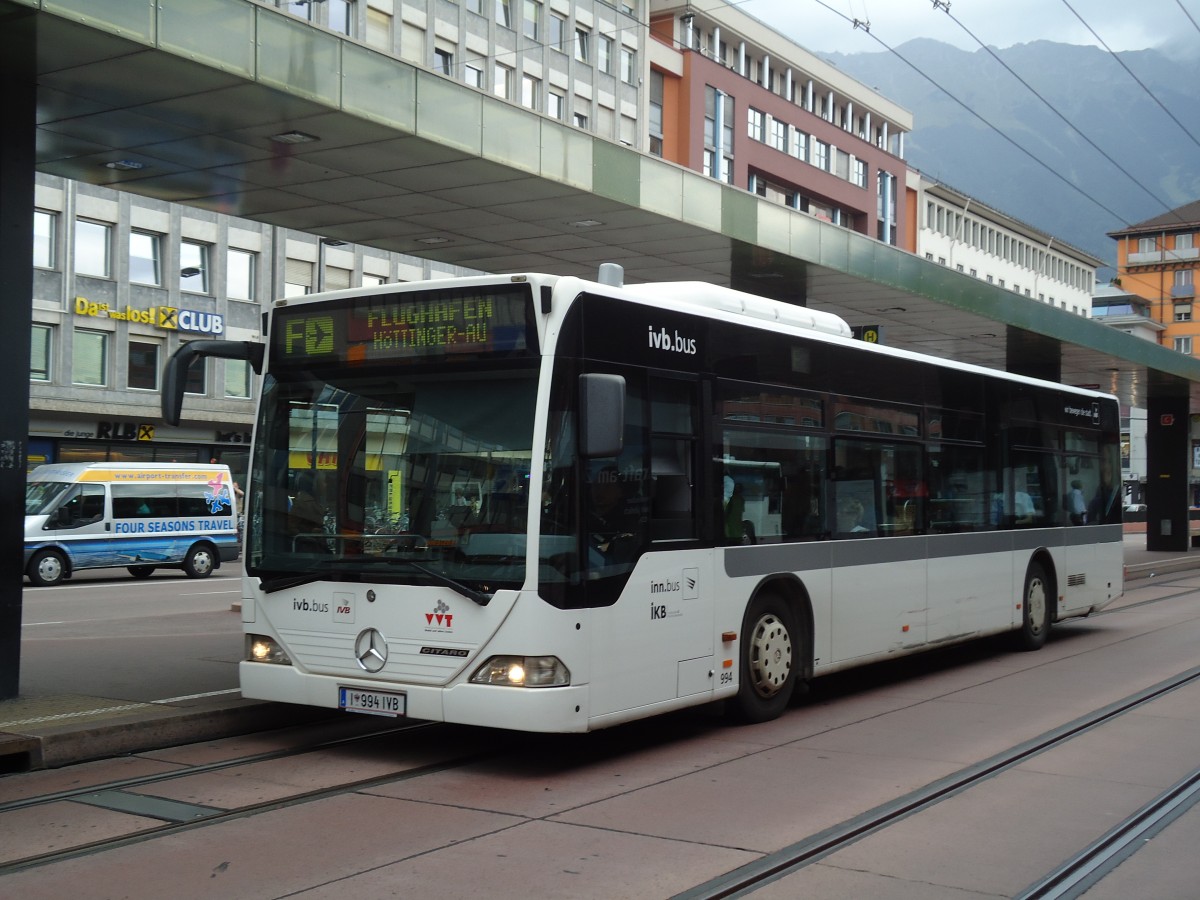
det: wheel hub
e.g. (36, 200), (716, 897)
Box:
(749, 613), (792, 698)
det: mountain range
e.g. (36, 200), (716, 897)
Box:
(822, 39), (1200, 273)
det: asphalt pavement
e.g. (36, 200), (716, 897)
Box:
(1, 530), (1197, 773)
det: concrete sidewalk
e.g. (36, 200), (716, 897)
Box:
(2, 532), (1198, 773)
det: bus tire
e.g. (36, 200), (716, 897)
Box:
(28, 550), (67, 587)
(127, 565), (155, 579)
(732, 591), (797, 723)
(183, 544), (216, 579)
(1016, 561), (1050, 651)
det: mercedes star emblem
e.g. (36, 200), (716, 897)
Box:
(354, 628), (388, 673)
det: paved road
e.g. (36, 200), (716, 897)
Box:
(18, 570), (242, 702)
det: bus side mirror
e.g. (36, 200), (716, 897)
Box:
(579, 373), (625, 458)
(162, 340), (265, 426)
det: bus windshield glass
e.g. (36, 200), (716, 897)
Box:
(246, 284), (539, 595)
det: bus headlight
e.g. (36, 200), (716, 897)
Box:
(470, 655), (569, 687)
(246, 634), (292, 665)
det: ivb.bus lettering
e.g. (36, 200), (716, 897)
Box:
(647, 326), (697, 355)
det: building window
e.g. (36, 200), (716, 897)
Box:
(496, 0), (511, 29)
(362, 273), (386, 287)
(494, 63), (513, 99)
(227, 248), (256, 301)
(1137, 236), (1156, 253)
(74, 219), (111, 278)
(549, 13), (566, 52)
(180, 240), (209, 293)
(771, 119), (787, 152)
(575, 28), (590, 63)
(811, 140), (828, 171)
(465, 64), (484, 88)
(34, 210), (55, 269)
(648, 70), (663, 156)
(72, 329), (108, 386)
(853, 158), (867, 188)
(465, 0), (482, 12)
(284, 258), (313, 297)
(573, 111), (589, 129)
(365, 5), (392, 50)
(790, 129), (806, 160)
(129, 230), (162, 286)
(1175, 336), (1193, 355)
(31, 325), (52, 382)
(1178, 233), (1194, 251)
(225, 359), (252, 399)
(548, 90), (565, 120)
(522, 74), (540, 111)
(433, 48), (453, 76)
(184, 342), (207, 395)
(522, 0), (540, 39)
(598, 34), (613, 74)
(621, 47), (636, 84)
(328, 0), (353, 35)
(127, 340), (159, 391)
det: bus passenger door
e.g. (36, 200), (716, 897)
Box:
(587, 374), (715, 717)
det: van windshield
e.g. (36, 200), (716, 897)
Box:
(25, 481), (72, 516)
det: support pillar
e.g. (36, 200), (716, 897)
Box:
(0, 7), (36, 699)
(1145, 393), (1190, 551)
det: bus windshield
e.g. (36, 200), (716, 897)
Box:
(247, 369), (538, 595)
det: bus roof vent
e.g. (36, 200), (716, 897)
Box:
(632, 282), (852, 338)
(597, 263), (624, 287)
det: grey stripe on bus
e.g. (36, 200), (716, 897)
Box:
(723, 524), (1123, 578)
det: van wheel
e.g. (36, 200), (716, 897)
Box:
(1016, 561), (1051, 651)
(127, 565), (155, 579)
(28, 550), (67, 587)
(183, 545), (215, 579)
(731, 591), (796, 723)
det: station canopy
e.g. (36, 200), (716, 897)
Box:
(12, 0), (1200, 408)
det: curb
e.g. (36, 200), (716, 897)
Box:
(0, 698), (338, 772)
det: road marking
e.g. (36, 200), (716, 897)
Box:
(154, 689), (240, 704)
(180, 590), (239, 596)
(24, 621), (67, 626)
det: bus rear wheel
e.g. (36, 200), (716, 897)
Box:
(1016, 561), (1051, 651)
(28, 550), (67, 587)
(732, 592), (796, 723)
(127, 565), (155, 579)
(183, 544), (215, 579)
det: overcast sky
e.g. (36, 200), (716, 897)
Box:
(739, 0), (1196, 55)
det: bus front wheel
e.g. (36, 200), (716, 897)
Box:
(732, 592), (797, 723)
(28, 550), (67, 587)
(183, 544), (215, 579)
(1016, 561), (1051, 651)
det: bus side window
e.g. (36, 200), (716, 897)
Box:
(57, 485), (105, 529)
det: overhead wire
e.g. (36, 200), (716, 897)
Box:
(802, 0), (1137, 228)
(931, 0), (1184, 224)
(1059, 0), (1200, 151)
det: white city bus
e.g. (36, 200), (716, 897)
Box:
(164, 268), (1123, 732)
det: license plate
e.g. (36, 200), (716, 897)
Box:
(339, 687), (406, 717)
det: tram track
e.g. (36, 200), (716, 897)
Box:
(674, 665), (1200, 899)
(0, 718), (504, 876)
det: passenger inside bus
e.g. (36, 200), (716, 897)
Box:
(288, 471), (328, 552)
(587, 466), (643, 563)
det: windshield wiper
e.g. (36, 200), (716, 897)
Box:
(383, 559), (492, 606)
(256, 558), (491, 606)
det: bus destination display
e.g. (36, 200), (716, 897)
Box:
(274, 287), (532, 365)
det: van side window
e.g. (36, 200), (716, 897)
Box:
(58, 485), (105, 528)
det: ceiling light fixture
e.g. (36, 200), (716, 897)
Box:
(417, 237), (449, 245)
(104, 160), (145, 171)
(270, 130), (319, 145)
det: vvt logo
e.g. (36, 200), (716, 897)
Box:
(647, 325), (697, 355)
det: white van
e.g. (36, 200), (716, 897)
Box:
(24, 462), (240, 586)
